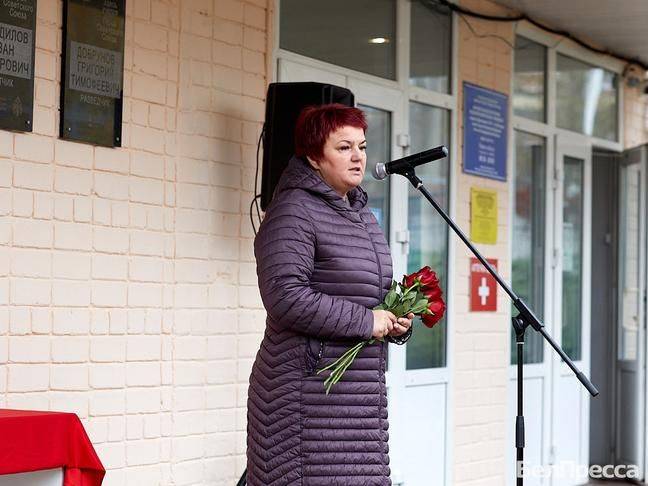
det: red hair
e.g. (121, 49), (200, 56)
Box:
(294, 104), (367, 160)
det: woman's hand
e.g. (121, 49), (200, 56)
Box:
(372, 310), (397, 339)
(388, 312), (414, 337)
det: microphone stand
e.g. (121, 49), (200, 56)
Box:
(399, 165), (599, 486)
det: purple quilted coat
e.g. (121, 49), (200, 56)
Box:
(247, 156), (395, 485)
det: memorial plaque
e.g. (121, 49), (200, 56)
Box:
(0, 0), (36, 132)
(61, 0), (125, 147)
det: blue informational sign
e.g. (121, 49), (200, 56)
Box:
(463, 82), (508, 181)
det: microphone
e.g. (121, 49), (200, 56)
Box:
(372, 145), (448, 180)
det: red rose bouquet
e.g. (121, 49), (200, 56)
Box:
(318, 266), (446, 394)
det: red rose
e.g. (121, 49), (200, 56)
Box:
(422, 299), (446, 328)
(404, 266), (440, 289)
(423, 285), (443, 301)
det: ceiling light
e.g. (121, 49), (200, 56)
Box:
(369, 37), (390, 44)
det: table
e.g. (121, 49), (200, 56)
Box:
(0, 409), (105, 486)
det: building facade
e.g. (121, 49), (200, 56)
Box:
(1, 1), (648, 485)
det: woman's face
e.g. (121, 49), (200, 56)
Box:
(307, 125), (367, 197)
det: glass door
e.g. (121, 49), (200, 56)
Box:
(551, 135), (592, 486)
(614, 146), (646, 478)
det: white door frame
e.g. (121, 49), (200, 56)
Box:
(550, 132), (592, 485)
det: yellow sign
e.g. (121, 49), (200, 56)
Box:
(470, 188), (497, 244)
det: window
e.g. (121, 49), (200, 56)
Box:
(513, 36), (546, 122)
(409, 1), (452, 93)
(361, 105), (391, 236)
(561, 156), (584, 360)
(280, 0), (397, 79)
(556, 54), (618, 141)
(511, 131), (546, 364)
(406, 102), (450, 369)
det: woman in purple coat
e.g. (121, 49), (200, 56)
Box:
(247, 104), (414, 485)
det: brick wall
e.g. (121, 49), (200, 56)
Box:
(453, 1), (515, 484)
(0, 1), (269, 484)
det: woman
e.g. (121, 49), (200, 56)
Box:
(247, 104), (413, 485)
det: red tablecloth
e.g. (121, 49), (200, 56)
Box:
(0, 409), (105, 486)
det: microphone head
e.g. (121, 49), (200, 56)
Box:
(372, 162), (388, 180)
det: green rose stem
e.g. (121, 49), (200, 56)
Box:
(317, 278), (431, 394)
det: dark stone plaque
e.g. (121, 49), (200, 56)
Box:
(0, 0), (36, 132)
(61, 0), (125, 147)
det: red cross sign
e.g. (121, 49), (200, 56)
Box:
(470, 258), (498, 312)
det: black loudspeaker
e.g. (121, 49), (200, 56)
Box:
(260, 82), (355, 210)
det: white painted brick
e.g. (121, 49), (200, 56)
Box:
(34, 192), (53, 219)
(52, 251), (91, 279)
(174, 362), (204, 385)
(53, 194), (73, 221)
(13, 161), (53, 190)
(90, 363), (126, 389)
(0, 188), (9, 215)
(145, 206), (164, 231)
(86, 416), (109, 444)
(95, 147), (130, 174)
(126, 362), (161, 386)
(31, 308), (51, 334)
(205, 384), (236, 408)
(52, 308), (91, 335)
(94, 172), (129, 200)
(126, 439), (161, 467)
(92, 281), (128, 307)
(175, 233), (209, 259)
(128, 257), (164, 282)
(0, 169), (11, 197)
(11, 248), (51, 277)
(13, 219), (53, 248)
(52, 336), (89, 363)
(93, 226), (130, 254)
(9, 336), (50, 363)
(172, 411), (204, 436)
(172, 435), (204, 462)
(128, 283), (163, 307)
(14, 134), (53, 163)
(9, 307), (30, 334)
(54, 222), (92, 250)
(91, 309), (109, 335)
(131, 152), (165, 179)
(175, 259), (210, 283)
(112, 200), (130, 227)
(73, 197), (92, 222)
(50, 363), (88, 390)
(144, 414), (161, 438)
(130, 177), (164, 205)
(55, 140), (93, 169)
(93, 198), (111, 225)
(54, 167), (93, 195)
(176, 182), (209, 209)
(131, 203), (147, 228)
(52, 279), (92, 307)
(90, 389), (126, 416)
(11, 278), (50, 305)
(12, 189), (33, 217)
(175, 284), (208, 308)
(108, 415), (126, 441)
(127, 335), (161, 361)
(0, 247), (7, 276)
(127, 388), (161, 413)
(130, 230), (165, 256)
(91, 336), (126, 362)
(92, 254), (128, 280)
(96, 442), (126, 470)
(8, 364), (49, 391)
(109, 308), (128, 334)
(127, 414), (144, 440)
(207, 360), (236, 384)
